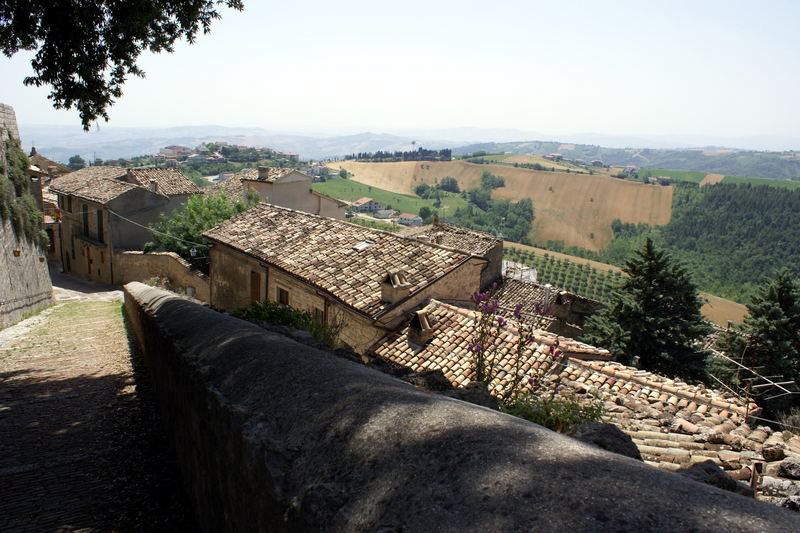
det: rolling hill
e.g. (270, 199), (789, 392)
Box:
(328, 160), (672, 251)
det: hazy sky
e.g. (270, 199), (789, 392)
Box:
(2, 0), (799, 142)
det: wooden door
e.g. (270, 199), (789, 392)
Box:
(86, 247), (92, 277)
(250, 271), (261, 302)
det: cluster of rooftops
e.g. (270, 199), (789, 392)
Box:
(45, 164), (800, 500)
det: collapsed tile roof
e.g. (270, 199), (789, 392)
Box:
(370, 299), (800, 499)
(398, 222), (501, 258)
(202, 203), (471, 318)
(49, 166), (198, 204)
(125, 168), (201, 196)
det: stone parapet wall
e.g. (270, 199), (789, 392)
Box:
(114, 251), (209, 302)
(123, 281), (800, 533)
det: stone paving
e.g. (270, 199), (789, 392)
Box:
(0, 286), (195, 532)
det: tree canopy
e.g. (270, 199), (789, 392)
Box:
(583, 238), (711, 381)
(1, 1), (243, 129)
(144, 191), (256, 274)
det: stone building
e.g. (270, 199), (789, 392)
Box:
(350, 197), (382, 213)
(212, 167), (346, 219)
(50, 166), (200, 284)
(202, 203), (489, 353)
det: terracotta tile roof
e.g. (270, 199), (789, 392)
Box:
(237, 167), (297, 183)
(398, 222), (501, 257)
(29, 153), (69, 175)
(371, 299), (800, 493)
(202, 204), (470, 318)
(49, 166), (137, 204)
(352, 197), (374, 206)
(371, 299), (611, 392)
(208, 175), (247, 199)
(495, 278), (556, 326)
(125, 168), (200, 196)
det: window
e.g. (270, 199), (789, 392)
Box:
(314, 308), (324, 324)
(96, 210), (104, 243)
(82, 204), (89, 235)
(278, 287), (289, 305)
(67, 196), (72, 212)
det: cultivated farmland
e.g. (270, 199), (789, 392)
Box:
(329, 160), (673, 251)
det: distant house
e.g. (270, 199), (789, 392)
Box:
(657, 176), (672, 185)
(591, 159), (604, 167)
(210, 167), (346, 219)
(351, 197), (382, 213)
(622, 165), (638, 175)
(49, 166), (200, 284)
(544, 153), (563, 161)
(397, 213), (423, 226)
(202, 203), (487, 353)
(274, 150), (300, 162)
(373, 209), (395, 219)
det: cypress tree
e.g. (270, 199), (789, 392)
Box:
(583, 238), (711, 381)
(717, 270), (800, 415)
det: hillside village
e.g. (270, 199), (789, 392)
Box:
(3, 97), (800, 516)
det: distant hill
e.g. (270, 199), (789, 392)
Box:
(17, 125), (450, 163)
(453, 141), (800, 181)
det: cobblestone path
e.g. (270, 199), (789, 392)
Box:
(0, 300), (195, 532)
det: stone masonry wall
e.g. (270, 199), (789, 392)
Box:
(123, 281), (800, 533)
(0, 103), (52, 329)
(114, 251), (209, 302)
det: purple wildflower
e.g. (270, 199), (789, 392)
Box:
(548, 345), (555, 355)
(497, 316), (507, 328)
(513, 303), (523, 318)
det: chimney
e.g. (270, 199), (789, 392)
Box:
(47, 166), (57, 180)
(408, 310), (436, 345)
(149, 179), (158, 193)
(258, 166), (269, 180)
(433, 214), (439, 226)
(434, 232), (443, 245)
(380, 269), (412, 304)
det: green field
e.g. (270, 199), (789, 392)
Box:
(638, 168), (707, 183)
(721, 175), (800, 190)
(312, 178), (469, 216)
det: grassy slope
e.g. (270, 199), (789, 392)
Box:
(312, 178), (469, 216)
(327, 160), (672, 252)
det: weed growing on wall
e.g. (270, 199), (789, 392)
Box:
(0, 130), (48, 248)
(233, 300), (344, 349)
(467, 285), (605, 433)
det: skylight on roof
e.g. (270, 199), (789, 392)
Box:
(352, 240), (375, 251)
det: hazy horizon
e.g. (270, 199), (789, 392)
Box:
(3, 0), (800, 152)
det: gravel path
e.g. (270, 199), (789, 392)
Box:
(0, 295), (195, 532)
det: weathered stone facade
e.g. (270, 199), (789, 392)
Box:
(114, 251), (209, 302)
(0, 103), (52, 329)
